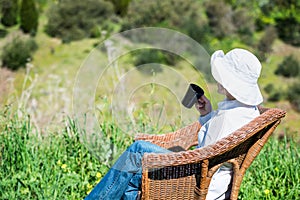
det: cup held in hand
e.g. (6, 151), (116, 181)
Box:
(181, 83), (204, 108)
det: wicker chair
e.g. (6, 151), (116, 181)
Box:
(134, 108), (286, 200)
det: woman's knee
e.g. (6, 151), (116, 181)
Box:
(129, 140), (149, 152)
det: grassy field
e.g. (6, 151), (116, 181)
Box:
(0, 3), (300, 199)
(0, 107), (299, 199)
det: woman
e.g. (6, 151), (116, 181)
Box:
(85, 48), (263, 200)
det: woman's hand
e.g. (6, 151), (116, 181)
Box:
(195, 95), (212, 116)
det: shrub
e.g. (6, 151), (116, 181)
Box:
(45, 0), (114, 42)
(257, 26), (277, 61)
(20, 0), (39, 36)
(259, 0), (300, 46)
(132, 49), (181, 75)
(268, 91), (282, 102)
(0, 0), (19, 27)
(264, 83), (275, 94)
(122, 0), (208, 43)
(108, 0), (131, 16)
(133, 49), (178, 66)
(276, 17), (300, 47)
(232, 8), (255, 36)
(264, 83), (283, 102)
(287, 81), (300, 112)
(1, 33), (38, 70)
(204, 0), (236, 39)
(275, 55), (300, 78)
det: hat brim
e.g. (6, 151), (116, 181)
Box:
(211, 58), (263, 105)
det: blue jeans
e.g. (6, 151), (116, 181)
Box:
(84, 140), (170, 200)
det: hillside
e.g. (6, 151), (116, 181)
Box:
(0, 0), (299, 140)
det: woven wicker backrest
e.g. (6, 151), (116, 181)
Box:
(138, 108), (286, 200)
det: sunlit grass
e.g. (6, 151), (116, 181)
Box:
(0, 107), (299, 199)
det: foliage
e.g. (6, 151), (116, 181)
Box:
(1, 33), (38, 70)
(133, 49), (177, 66)
(45, 0), (115, 43)
(205, 1), (236, 39)
(287, 80), (300, 112)
(0, 109), (299, 199)
(232, 8), (255, 36)
(263, 83), (283, 102)
(239, 136), (300, 199)
(0, 0), (19, 27)
(122, 0), (208, 43)
(275, 55), (300, 78)
(108, 0), (131, 16)
(257, 26), (278, 61)
(0, 112), (109, 199)
(20, 0), (39, 36)
(275, 17), (300, 47)
(205, 0), (257, 42)
(259, 0), (300, 46)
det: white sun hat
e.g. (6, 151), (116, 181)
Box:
(211, 48), (263, 106)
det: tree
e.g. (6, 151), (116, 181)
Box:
(260, 0), (300, 46)
(45, 0), (114, 42)
(205, 1), (236, 39)
(257, 26), (277, 61)
(122, 0), (208, 43)
(109, 0), (131, 16)
(20, 0), (39, 35)
(0, 0), (19, 27)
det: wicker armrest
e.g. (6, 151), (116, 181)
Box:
(134, 121), (201, 150)
(142, 108), (286, 169)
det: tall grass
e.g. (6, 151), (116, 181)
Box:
(239, 134), (300, 199)
(0, 108), (299, 199)
(0, 108), (130, 199)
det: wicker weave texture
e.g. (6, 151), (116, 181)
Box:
(135, 108), (286, 200)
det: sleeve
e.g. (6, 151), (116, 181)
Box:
(198, 111), (213, 125)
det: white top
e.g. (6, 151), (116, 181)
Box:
(198, 99), (259, 148)
(197, 99), (260, 200)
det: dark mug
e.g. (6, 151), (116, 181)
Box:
(181, 83), (204, 108)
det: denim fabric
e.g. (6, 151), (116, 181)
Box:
(84, 140), (170, 200)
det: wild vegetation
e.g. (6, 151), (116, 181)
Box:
(0, 0), (300, 199)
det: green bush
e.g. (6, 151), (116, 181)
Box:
(259, 0), (300, 46)
(45, 0), (115, 42)
(1, 34), (38, 70)
(131, 49), (180, 75)
(20, 0), (39, 36)
(205, 1), (236, 39)
(122, 0), (208, 43)
(264, 83), (275, 94)
(133, 49), (178, 66)
(264, 83), (283, 102)
(287, 80), (300, 112)
(0, 0), (19, 27)
(276, 17), (300, 47)
(275, 55), (300, 78)
(108, 0), (131, 16)
(257, 26), (277, 61)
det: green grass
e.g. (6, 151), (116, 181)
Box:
(0, 108), (299, 199)
(0, 108), (129, 199)
(239, 135), (300, 199)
